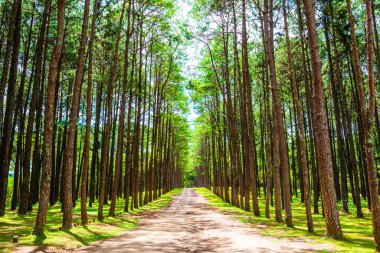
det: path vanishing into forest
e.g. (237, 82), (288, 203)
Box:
(76, 189), (332, 253)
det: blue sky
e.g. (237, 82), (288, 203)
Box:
(176, 0), (200, 129)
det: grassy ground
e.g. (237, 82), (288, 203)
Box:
(196, 187), (375, 253)
(0, 188), (182, 252)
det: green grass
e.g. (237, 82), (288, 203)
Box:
(0, 188), (182, 252)
(196, 187), (375, 253)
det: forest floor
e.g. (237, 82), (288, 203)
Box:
(1, 189), (182, 253)
(4, 188), (375, 252)
(196, 188), (375, 253)
(72, 188), (332, 253)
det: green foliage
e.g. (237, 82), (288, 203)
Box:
(183, 167), (196, 187)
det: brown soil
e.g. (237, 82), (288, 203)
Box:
(75, 188), (333, 253)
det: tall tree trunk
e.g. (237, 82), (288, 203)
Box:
(363, 0), (380, 249)
(33, 0), (65, 235)
(0, 0), (16, 124)
(80, 0), (99, 225)
(124, 33), (137, 212)
(10, 1), (36, 211)
(89, 79), (103, 206)
(19, 0), (51, 214)
(98, 0), (126, 220)
(62, 0), (90, 229)
(241, 0), (260, 216)
(262, 0), (293, 227)
(0, 0), (22, 216)
(302, 0), (343, 239)
(110, 0), (133, 216)
(282, 0), (313, 232)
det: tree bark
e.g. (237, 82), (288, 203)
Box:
(33, 0), (65, 235)
(242, 0), (260, 216)
(282, 0), (313, 232)
(62, 0), (90, 229)
(262, 0), (293, 227)
(98, 0), (126, 220)
(0, 0), (22, 216)
(363, 0), (380, 249)
(80, 0), (99, 225)
(302, 0), (343, 239)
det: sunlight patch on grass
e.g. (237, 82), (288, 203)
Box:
(0, 188), (182, 252)
(195, 187), (375, 253)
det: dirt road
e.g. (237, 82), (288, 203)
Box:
(76, 188), (331, 253)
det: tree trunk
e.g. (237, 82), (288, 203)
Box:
(302, 0), (343, 239)
(62, 0), (90, 229)
(241, 0), (260, 216)
(0, 0), (22, 216)
(282, 0), (313, 232)
(262, 0), (293, 227)
(108, 4), (133, 212)
(33, 0), (65, 235)
(98, 0), (127, 220)
(363, 0), (380, 249)
(80, 0), (99, 225)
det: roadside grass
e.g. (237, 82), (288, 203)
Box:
(0, 188), (182, 252)
(196, 187), (374, 253)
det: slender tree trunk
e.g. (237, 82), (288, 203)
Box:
(0, 0), (22, 216)
(33, 0), (65, 235)
(124, 32), (137, 212)
(62, 0), (90, 228)
(89, 79), (103, 206)
(98, 0), (126, 220)
(10, 1), (36, 211)
(80, 0), (99, 225)
(362, 0), (380, 249)
(0, 0), (16, 124)
(242, 0), (260, 216)
(302, 0), (343, 239)
(262, 0), (293, 227)
(283, 0), (313, 232)
(18, 0), (51, 214)
(109, 0), (133, 217)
